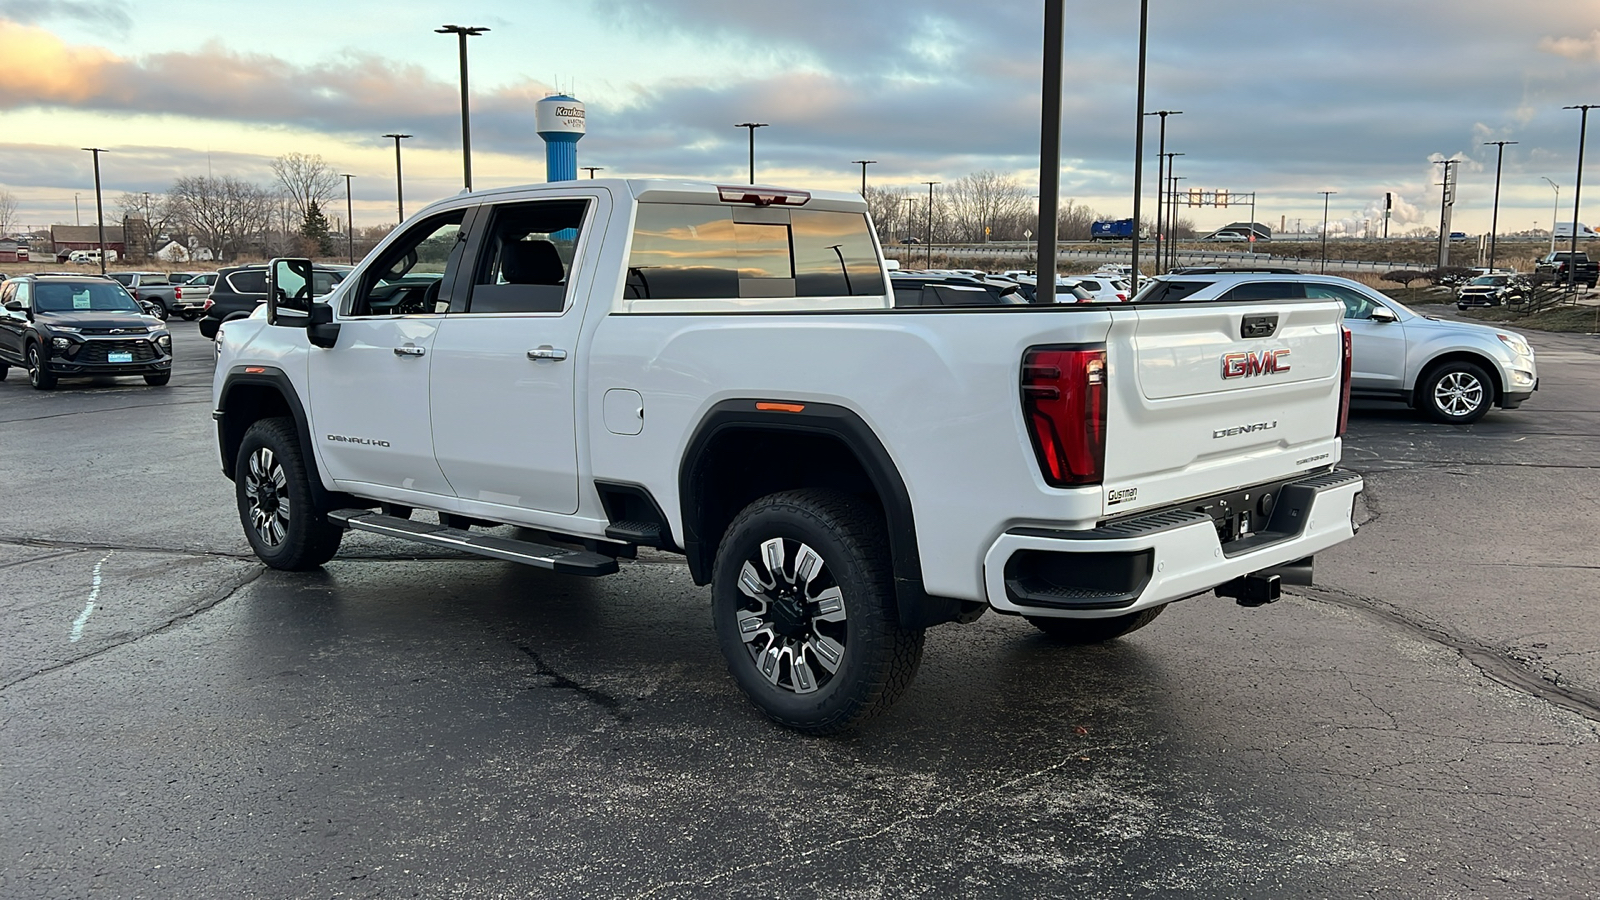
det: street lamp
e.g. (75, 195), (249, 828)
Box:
(1484, 140), (1517, 271)
(735, 123), (768, 184)
(923, 181), (941, 268)
(851, 159), (877, 195)
(1319, 190), (1337, 275)
(1543, 176), (1561, 253)
(1563, 104), (1597, 289)
(1144, 110), (1182, 278)
(82, 148), (108, 275)
(1038, 0), (1064, 303)
(1162, 152), (1185, 271)
(435, 25), (489, 192)
(1130, 0), (1149, 293)
(581, 166), (604, 179)
(340, 173), (355, 265)
(382, 133), (411, 224)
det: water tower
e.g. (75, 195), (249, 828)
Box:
(535, 94), (586, 182)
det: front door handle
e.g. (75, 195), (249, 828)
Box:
(527, 346), (568, 361)
(394, 345), (426, 357)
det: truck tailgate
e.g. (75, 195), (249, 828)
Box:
(1099, 300), (1345, 517)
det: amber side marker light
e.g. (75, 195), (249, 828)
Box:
(244, 366), (266, 374)
(755, 402), (806, 413)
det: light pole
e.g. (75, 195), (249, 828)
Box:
(581, 166), (604, 179)
(851, 159), (876, 195)
(1484, 140), (1517, 271)
(435, 25), (489, 192)
(1130, 0), (1148, 293)
(382, 133), (411, 224)
(736, 122), (768, 184)
(1563, 104), (1597, 290)
(1435, 159), (1459, 269)
(1319, 190), (1337, 275)
(1143, 109), (1182, 279)
(1038, 0), (1064, 303)
(341, 173), (355, 265)
(1163, 152), (1184, 271)
(74, 193), (81, 226)
(923, 180), (941, 269)
(1543, 176), (1561, 253)
(82, 148), (107, 275)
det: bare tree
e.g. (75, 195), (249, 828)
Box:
(864, 186), (913, 245)
(271, 153), (339, 226)
(1056, 199), (1105, 242)
(0, 189), (18, 237)
(116, 191), (181, 260)
(169, 175), (276, 261)
(945, 170), (1030, 242)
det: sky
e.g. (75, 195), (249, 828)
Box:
(3, 0), (1600, 237)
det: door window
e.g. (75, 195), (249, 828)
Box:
(1217, 281), (1307, 301)
(349, 211), (466, 317)
(466, 200), (589, 314)
(1306, 283), (1379, 319)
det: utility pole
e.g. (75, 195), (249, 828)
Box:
(1130, 0), (1149, 293)
(1483, 141), (1517, 271)
(851, 159), (877, 196)
(1543, 177), (1561, 253)
(82, 148), (108, 275)
(382, 133), (411, 223)
(923, 181), (941, 269)
(1434, 159), (1459, 269)
(1037, 0), (1064, 303)
(1319, 190), (1337, 275)
(1563, 104), (1597, 290)
(736, 122), (768, 184)
(436, 25), (489, 192)
(1143, 109), (1181, 280)
(581, 166), (604, 179)
(341, 173), (355, 265)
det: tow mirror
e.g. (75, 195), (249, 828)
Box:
(1369, 306), (1398, 323)
(267, 257), (314, 326)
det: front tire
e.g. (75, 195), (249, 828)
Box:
(1419, 360), (1493, 424)
(712, 489), (924, 735)
(144, 371), (171, 386)
(235, 417), (343, 570)
(26, 343), (55, 390)
(1026, 605), (1165, 643)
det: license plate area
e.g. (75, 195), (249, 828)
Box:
(108, 351), (133, 363)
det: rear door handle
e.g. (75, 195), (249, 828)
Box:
(394, 345), (426, 357)
(527, 346), (568, 361)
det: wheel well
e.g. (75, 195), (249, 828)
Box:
(219, 383), (295, 480)
(1415, 352), (1502, 405)
(686, 427), (881, 579)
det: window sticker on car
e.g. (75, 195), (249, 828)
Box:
(74, 291), (91, 309)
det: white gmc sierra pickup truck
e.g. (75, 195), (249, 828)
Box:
(212, 179), (1363, 733)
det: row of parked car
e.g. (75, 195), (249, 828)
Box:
(888, 265), (1135, 307)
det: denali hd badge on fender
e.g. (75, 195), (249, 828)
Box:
(1222, 349), (1291, 378)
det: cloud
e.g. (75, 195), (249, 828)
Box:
(1539, 30), (1600, 61)
(0, 0), (129, 30)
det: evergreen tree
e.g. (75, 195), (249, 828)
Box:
(300, 201), (334, 256)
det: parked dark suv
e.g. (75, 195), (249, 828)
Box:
(0, 274), (173, 389)
(198, 263), (350, 340)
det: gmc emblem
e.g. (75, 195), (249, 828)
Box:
(1222, 349), (1291, 379)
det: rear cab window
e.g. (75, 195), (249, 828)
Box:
(1131, 280), (1214, 303)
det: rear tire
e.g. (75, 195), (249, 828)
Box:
(235, 417), (343, 570)
(1418, 360), (1493, 424)
(1026, 605), (1165, 644)
(0, 362), (8, 381)
(180, 310), (199, 321)
(711, 489), (924, 735)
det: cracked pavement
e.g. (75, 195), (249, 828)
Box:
(2, 319), (1599, 898)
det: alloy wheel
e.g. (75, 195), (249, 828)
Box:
(1433, 371), (1484, 418)
(243, 447), (291, 546)
(735, 537), (848, 694)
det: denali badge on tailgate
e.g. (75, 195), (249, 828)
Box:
(1222, 349), (1291, 378)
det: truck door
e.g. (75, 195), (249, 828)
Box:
(428, 193), (606, 516)
(306, 209), (470, 498)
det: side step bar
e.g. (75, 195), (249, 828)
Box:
(329, 509), (619, 576)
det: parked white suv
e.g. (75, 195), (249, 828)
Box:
(1134, 270), (1538, 423)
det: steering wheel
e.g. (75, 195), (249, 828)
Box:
(422, 277), (443, 312)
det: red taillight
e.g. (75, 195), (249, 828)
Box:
(203, 298), (213, 310)
(174, 287), (183, 301)
(1021, 346), (1107, 486)
(1336, 326), (1353, 437)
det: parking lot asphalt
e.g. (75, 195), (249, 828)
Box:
(2, 320), (1598, 898)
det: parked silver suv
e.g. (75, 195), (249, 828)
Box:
(1133, 270), (1538, 424)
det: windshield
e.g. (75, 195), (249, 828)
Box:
(1131, 278), (1214, 303)
(33, 282), (143, 313)
(1471, 276), (1508, 286)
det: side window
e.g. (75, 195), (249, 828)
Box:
(228, 270), (268, 295)
(625, 204), (740, 300)
(467, 200), (589, 314)
(13, 281), (31, 308)
(1217, 281), (1306, 301)
(1306, 283), (1378, 319)
(1, 282), (14, 306)
(349, 210), (465, 317)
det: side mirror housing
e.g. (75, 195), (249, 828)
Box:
(4, 299), (23, 312)
(267, 257), (315, 326)
(307, 302), (341, 349)
(1369, 306), (1398, 323)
